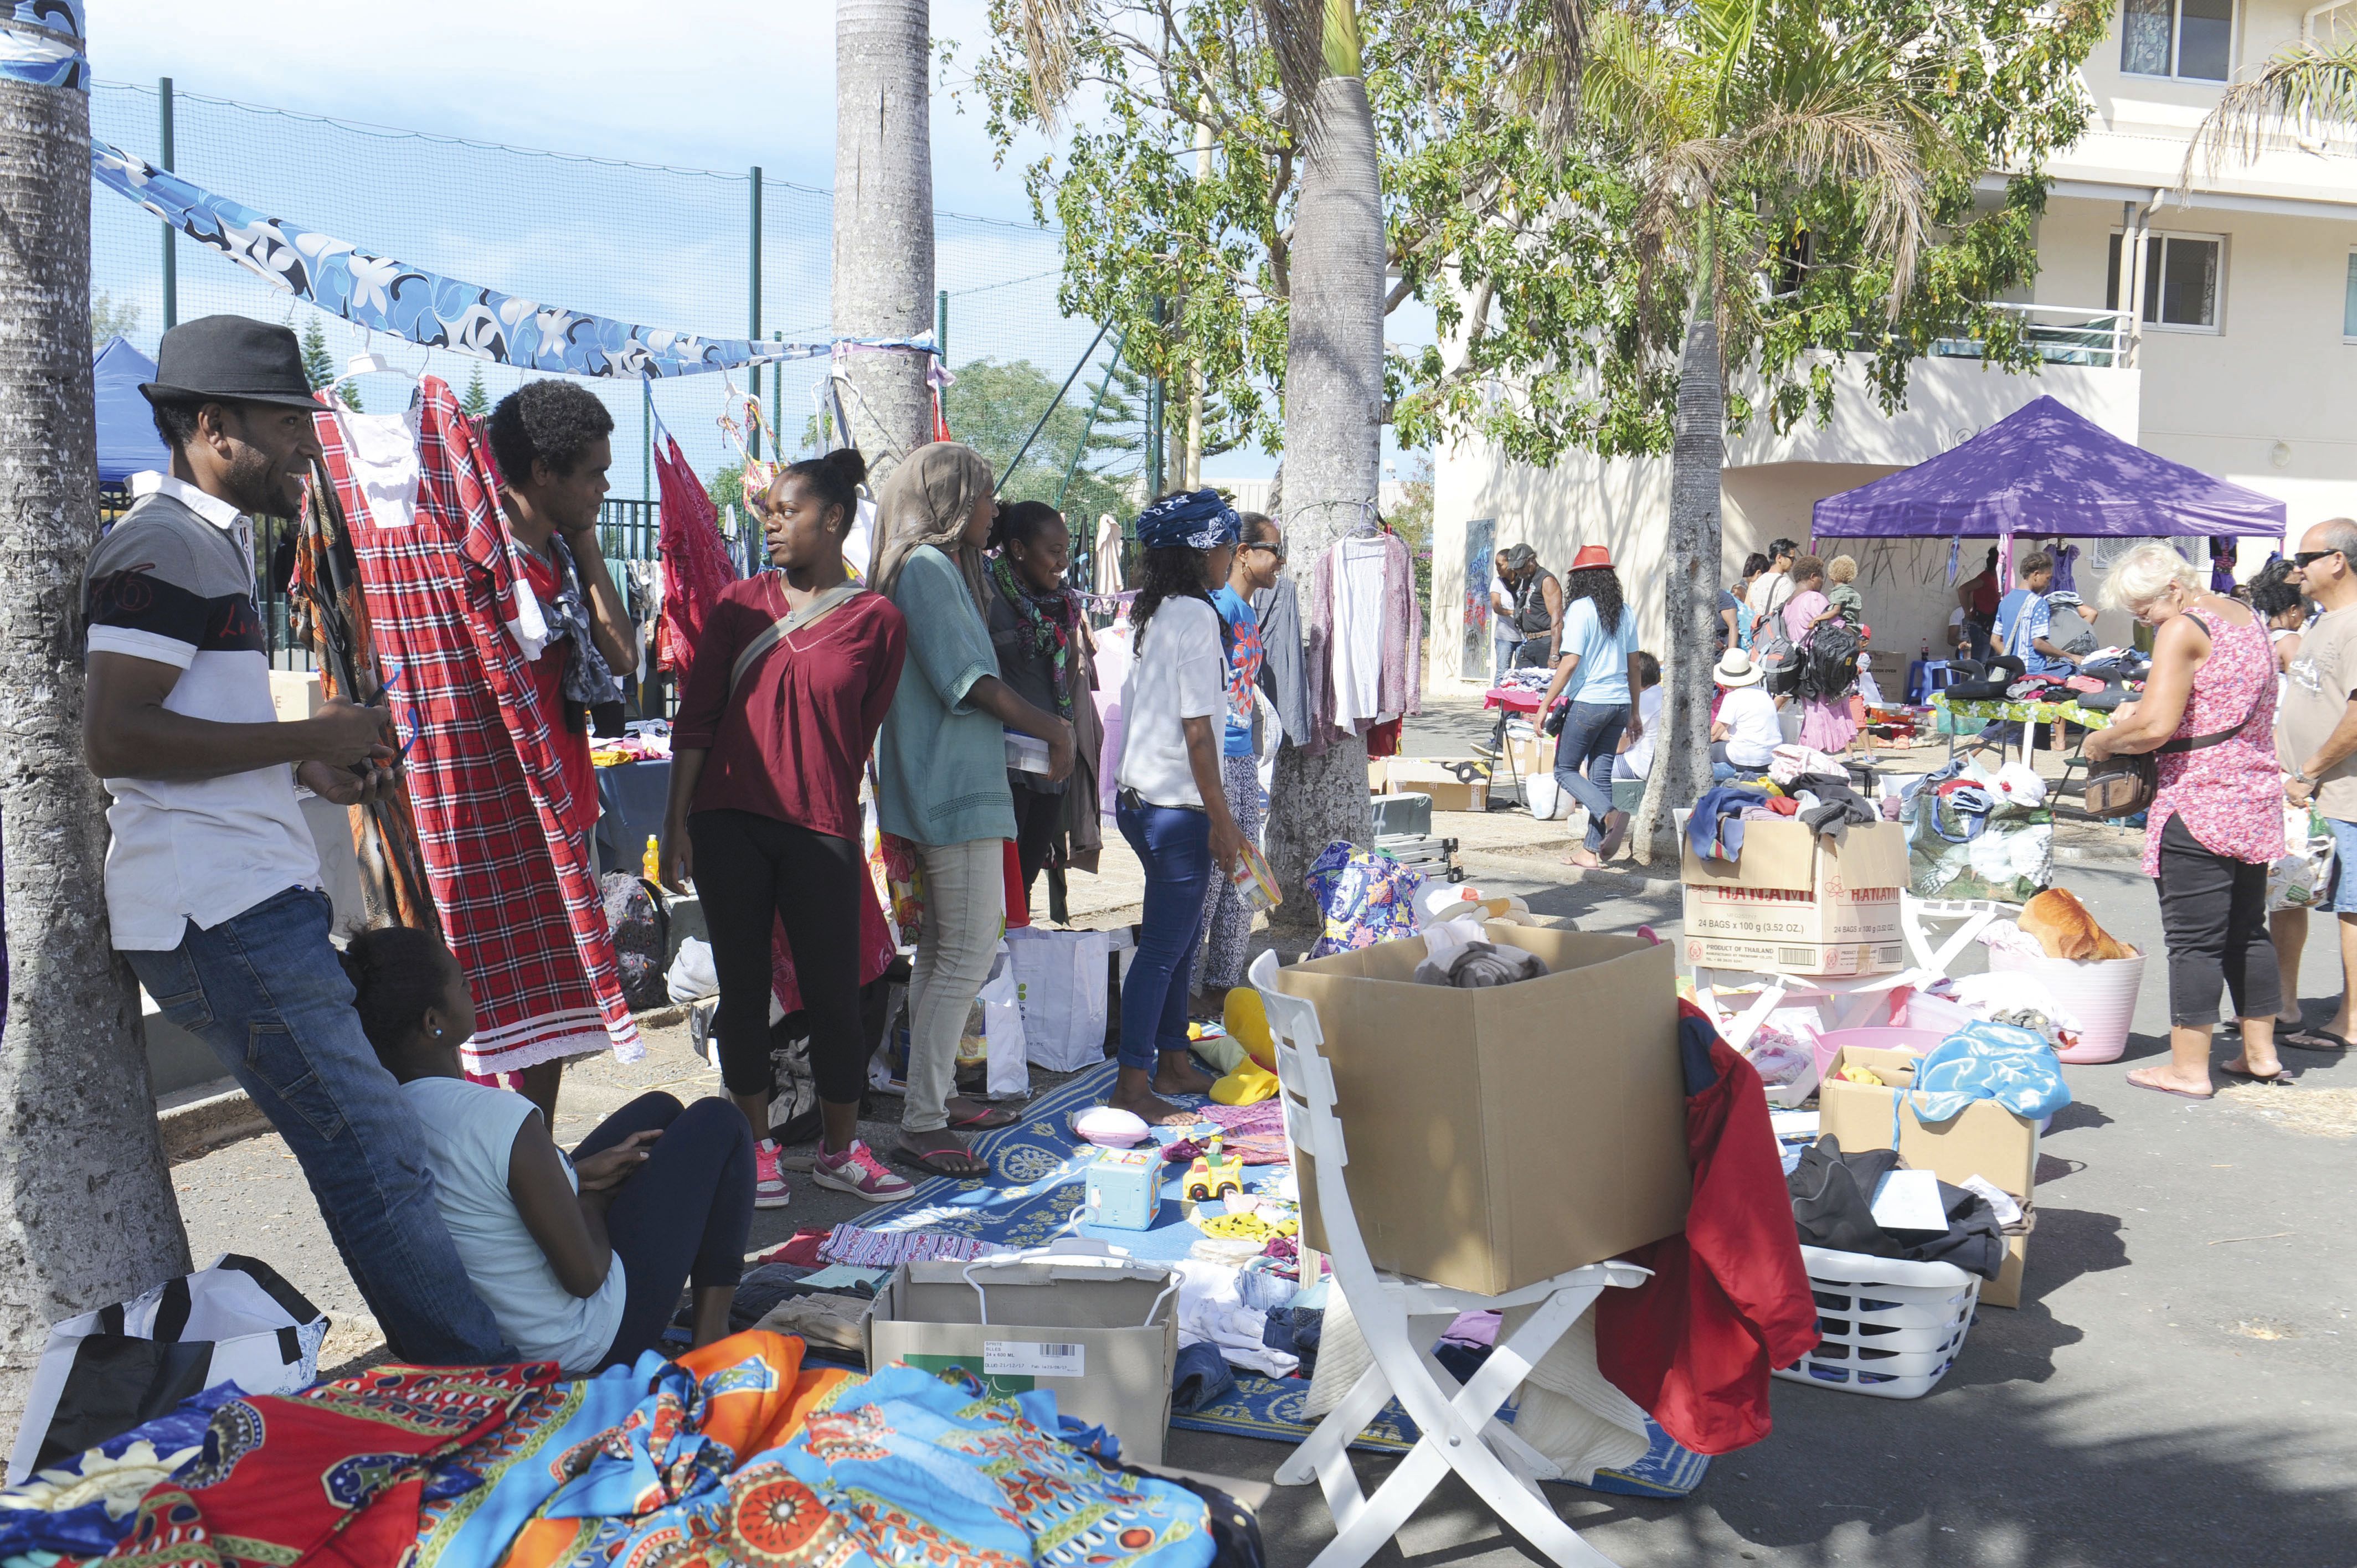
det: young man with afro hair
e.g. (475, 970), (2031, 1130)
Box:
(485, 379), (640, 1123)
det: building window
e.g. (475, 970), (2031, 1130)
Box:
(2344, 252), (2357, 339)
(2121, 0), (2233, 82)
(2107, 231), (2224, 329)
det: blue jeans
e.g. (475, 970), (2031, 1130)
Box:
(1115, 798), (1213, 1072)
(1553, 700), (1630, 851)
(126, 888), (510, 1364)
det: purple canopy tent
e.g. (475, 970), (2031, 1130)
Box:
(1812, 395), (2284, 539)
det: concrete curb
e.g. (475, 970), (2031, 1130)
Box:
(157, 1000), (702, 1160)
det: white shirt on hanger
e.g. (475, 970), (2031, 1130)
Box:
(1330, 535), (1390, 728)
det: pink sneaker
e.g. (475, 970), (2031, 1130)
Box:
(753, 1141), (791, 1209)
(811, 1140), (915, 1204)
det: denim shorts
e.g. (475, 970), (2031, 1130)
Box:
(2329, 818), (2357, 913)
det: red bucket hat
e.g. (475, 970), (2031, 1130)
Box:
(1569, 544), (1614, 571)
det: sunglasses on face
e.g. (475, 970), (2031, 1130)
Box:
(2295, 549), (2346, 569)
(1243, 541), (1286, 562)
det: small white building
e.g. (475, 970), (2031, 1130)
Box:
(1431, 0), (2357, 687)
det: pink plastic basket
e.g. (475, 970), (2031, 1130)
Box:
(1987, 947), (2146, 1063)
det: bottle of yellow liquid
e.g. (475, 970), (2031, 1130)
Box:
(642, 833), (661, 882)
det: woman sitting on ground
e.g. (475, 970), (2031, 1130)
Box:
(342, 926), (754, 1372)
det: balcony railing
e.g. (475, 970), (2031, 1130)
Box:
(1927, 302), (2134, 370)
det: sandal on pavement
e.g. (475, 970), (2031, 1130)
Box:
(2219, 1060), (2296, 1085)
(2126, 1069), (2212, 1102)
(2280, 1028), (2351, 1051)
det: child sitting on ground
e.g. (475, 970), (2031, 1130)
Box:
(341, 926), (753, 1373)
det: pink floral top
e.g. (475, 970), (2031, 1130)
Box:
(2144, 605), (2284, 875)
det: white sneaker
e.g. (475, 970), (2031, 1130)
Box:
(810, 1139), (915, 1204)
(753, 1141), (791, 1209)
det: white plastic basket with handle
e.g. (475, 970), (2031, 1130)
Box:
(1771, 1244), (1980, 1400)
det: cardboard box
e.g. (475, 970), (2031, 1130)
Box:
(1382, 759), (1490, 813)
(1507, 733), (1556, 781)
(1681, 819), (1907, 977)
(1273, 922), (1690, 1296)
(1817, 1044), (2038, 1308)
(269, 670), (323, 724)
(868, 1252), (1180, 1463)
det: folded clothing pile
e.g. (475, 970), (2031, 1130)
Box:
(1787, 1137), (2007, 1280)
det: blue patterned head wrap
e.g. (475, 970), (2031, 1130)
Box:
(1136, 489), (1240, 551)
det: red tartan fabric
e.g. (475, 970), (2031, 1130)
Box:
(652, 430), (738, 682)
(318, 382), (641, 1076)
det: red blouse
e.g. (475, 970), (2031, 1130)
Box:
(672, 577), (907, 843)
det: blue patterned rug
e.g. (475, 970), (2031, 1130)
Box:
(857, 1060), (1709, 1498)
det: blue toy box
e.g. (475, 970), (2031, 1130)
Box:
(1084, 1147), (1163, 1231)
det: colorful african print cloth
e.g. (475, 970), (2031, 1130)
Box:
(88, 144), (928, 381)
(317, 379), (640, 1076)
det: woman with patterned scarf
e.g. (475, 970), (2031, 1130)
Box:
(986, 501), (1085, 897)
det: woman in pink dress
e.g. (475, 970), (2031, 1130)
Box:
(1780, 555), (1856, 751)
(2083, 541), (2286, 1097)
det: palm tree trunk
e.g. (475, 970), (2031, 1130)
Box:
(1633, 260), (1725, 866)
(1264, 69), (1383, 932)
(0, 64), (191, 1429)
(834, 0), (936, 478)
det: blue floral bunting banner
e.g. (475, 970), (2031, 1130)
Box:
(90, 140), (932, 380)
(2, 1), (86, 88)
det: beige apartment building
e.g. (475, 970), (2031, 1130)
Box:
(1431, 0), (2357, 688)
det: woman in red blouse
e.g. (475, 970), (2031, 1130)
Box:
(661, 448), (912, 1208)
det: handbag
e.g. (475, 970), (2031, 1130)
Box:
(2083, 684), (2262, 818)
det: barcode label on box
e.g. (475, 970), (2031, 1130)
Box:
(983, 1340), (1084, 1377)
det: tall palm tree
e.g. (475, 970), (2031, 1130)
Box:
(1566, 0), (1957, 860)
(1016, 0), (1390, 920)
(2182, 33), (2357, 190)
(836, 0), (938, 474)
(0, 31), (192, 1425)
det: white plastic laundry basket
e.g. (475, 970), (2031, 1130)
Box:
(1772, 1245), (1980, 1400)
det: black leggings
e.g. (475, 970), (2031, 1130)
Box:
(2155, 813), (2279, 1027)
(578, 1092), (753, 1371)
(1011, 779), (1064, 899)
(688, 808), (866, 1105)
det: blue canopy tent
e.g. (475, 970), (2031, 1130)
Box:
(94, 336), (168, 487)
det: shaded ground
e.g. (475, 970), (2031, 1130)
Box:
(164, 695), (2357, 1567)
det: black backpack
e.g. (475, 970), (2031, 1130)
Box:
(599, 873), (671, 1012)
(1799, 621), (1862, 703)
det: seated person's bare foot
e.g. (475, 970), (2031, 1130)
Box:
(2125, 1065), (2212, 1099)
(1153, 1050), (1219, 1098)
(895, 1126), (989, 1179)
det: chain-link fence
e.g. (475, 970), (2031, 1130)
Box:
(88, 78), (1142, 664)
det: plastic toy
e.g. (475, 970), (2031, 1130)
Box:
(1182, 1137), (1247, 1204)
(1084, 1147), (1162, 1230)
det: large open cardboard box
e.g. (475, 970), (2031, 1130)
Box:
(1378, 759), (1490, 813)
(868, 1254), (1180, 1463)
(1681, 818), (1907, 976)
(1817, 1044), (2038, 1307)
(1273, 923), (1690, 1296)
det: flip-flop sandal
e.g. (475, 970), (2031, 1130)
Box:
(896, 1144), (990, 1179)
(2126, 1073), (2212, 1102)
(2219, 1062), (2297, 1085)
(946, 1103), (1020, 1130)
(2281, 1028), (2351, 1051)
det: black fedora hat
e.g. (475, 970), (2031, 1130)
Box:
(140, 314), (322, 411)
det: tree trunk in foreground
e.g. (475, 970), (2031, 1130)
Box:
(834, 0), (936, 479)
(0, 66), (192, 1432)
(1264, 73), (1383, 936)
(1633, 277), (1725, 868)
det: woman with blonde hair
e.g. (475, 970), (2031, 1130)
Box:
(871, 443), (1075, 1177)
(2083, 541), (2286, 1097)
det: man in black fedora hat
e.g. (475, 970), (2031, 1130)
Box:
(81, 314), (509, 1364)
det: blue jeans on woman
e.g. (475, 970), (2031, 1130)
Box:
(126, 887), (511, 1364)
(1553, 700), (1632, 852)
(1115, 797), (1213, 1072)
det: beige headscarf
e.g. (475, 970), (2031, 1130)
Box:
(869, 441), (995, 613)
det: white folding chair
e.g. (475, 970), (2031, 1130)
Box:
(1247, 951), (1649, 1568)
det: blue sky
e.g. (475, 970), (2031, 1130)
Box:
(88, 2), (1429, 492)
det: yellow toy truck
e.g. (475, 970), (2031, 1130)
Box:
(1182, 1137), (1246, 1204)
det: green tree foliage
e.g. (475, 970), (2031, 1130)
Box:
(946, 354), (1146, 527)
(975, 0), (2105, 466)
(460, 366), (491, 418)
(296, 316), (362, 411)
(89, 291), (140, 347)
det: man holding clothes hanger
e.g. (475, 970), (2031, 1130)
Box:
(81, 315), (511, 1364)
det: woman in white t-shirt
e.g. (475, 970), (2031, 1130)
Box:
(342, 926), (753, 1373)
(1709, 648), (1784, 778)
(1113, 492), (1248, 1127)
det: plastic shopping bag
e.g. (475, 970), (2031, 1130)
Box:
(1002, 926), (1111, 1072)
(2268, 803), (2337, 912)
(8, 1255), (327, 1484)
(974, 943), (1030, 1099)
(665, 936), (719, 1004)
